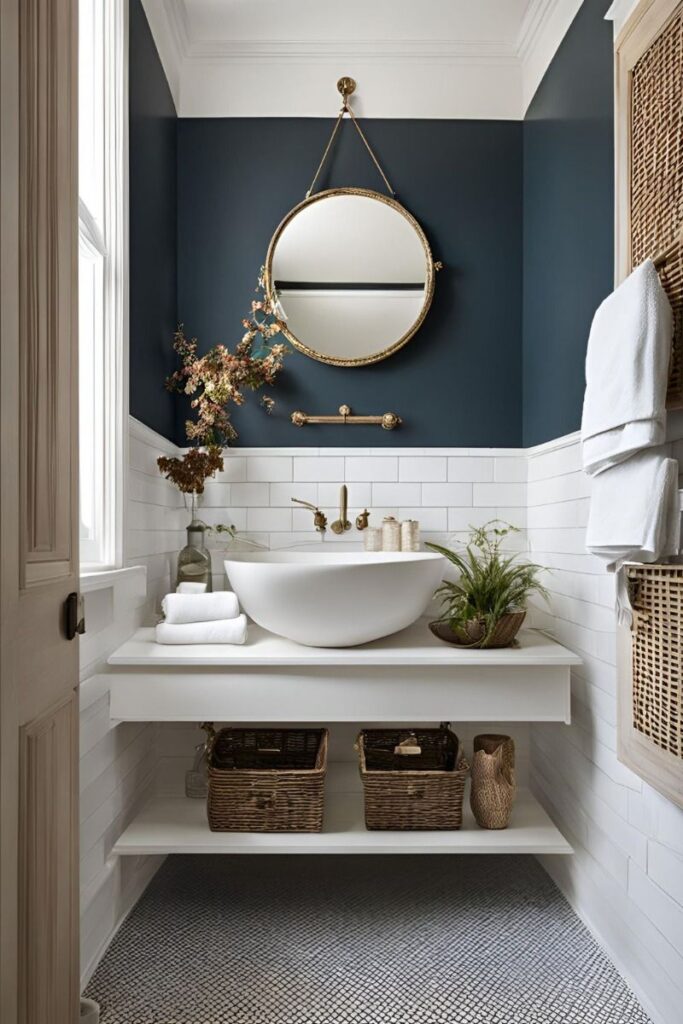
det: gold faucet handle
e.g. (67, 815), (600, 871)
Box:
(313, 509), (328, 532)
(355, 510), (370, 530)
(291, 497), (328, 534)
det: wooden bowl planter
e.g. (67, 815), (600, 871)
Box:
(429, 610), (526, 649)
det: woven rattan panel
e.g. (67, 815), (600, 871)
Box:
(630, 5), (683, 405)
(628, 565), (683, 759)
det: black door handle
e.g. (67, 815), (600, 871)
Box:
(64, 592), (85, 640)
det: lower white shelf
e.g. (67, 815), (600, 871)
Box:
(114, 769), (572, 856)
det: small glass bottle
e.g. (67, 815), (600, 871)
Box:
(177, 496), (213, 592)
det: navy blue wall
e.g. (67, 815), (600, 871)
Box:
(130, 0), (615, 449)
(128, 0), (178, 440)
(522, 0), (614, 446)
(177, 119), (523, 447)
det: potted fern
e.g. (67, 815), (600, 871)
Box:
(426, 521), (548, 649)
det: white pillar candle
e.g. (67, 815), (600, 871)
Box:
(382, 516), (401, 552)
(364, 527), (383, 552)
(401, 519), (420, 551)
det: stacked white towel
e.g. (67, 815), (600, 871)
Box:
(582, 260), (679, 624)
(162, 591), (240, 624)
(156, 616), (248, 646)
(156, 587), (247, 645)
(586, 449), (679, 567)
(176, 582), (207, 594)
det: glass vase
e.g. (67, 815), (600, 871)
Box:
(176, 493), (212, 592)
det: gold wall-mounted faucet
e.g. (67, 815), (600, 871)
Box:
(291, 497), (328, 535)
(331, 485), (352, 534)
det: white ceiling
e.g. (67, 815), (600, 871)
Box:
(141, 0), (595, 119)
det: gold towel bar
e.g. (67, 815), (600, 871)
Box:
(291, 404), (402, 430)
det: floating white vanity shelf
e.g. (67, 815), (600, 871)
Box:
(114, 765), (572, 856)
(106, 620), (579, 724)
(106, 619), (578, 856)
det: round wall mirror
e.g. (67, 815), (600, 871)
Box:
(264, 188), (436, 367)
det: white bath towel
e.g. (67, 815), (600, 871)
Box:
(176, 582), (207, 594)
(586, 449), (680, 569)
(162, 591), (240, 624)
(155, 615), (248, 645)
(582, 260), (673, 476)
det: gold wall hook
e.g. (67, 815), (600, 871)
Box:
(337, 77), (356, 102)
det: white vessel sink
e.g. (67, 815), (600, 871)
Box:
(224, 551), (444, 647)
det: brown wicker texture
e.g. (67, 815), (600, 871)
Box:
(357, 727), (469, 830)
(627, 565), (682, 760)
(469, 734), (516, 830)
(630, 6), (683, 406)
(429, 610), (526, 649)
(206, 727), (328, 832)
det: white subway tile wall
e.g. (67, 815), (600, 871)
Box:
(153, 438), (528, 593)
(79, 567), (163, 988)
(127, 420), (186, 615)
(111, 417), (683, 1024)
(78, 420), (185, 986)
(526, 432), (683, 1024)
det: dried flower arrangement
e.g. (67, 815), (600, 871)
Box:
(157, 270), (286, 498)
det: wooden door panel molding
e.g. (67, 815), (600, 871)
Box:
(2, 0), (80, 1019)
(18, 695), (79, 1024)
(19, 0), (78, 586)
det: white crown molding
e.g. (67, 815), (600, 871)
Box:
(141, 0), (584, 119)
(519, 0), (584, 114)
(605, 0), (641, 37)
(140, 0), (183, 110)
(183, 38), (518, 64)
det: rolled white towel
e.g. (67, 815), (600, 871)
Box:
(155, 615), (248, 646)
(162, 591), (240, 624)
(176, 581), (207, 594)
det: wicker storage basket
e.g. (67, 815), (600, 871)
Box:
(206, 727), (328, 832)
(357, 726), (469, 830)
(627, 565), (683, 760)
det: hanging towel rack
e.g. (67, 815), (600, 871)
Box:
(653, 227), (683, 269)
(291, 404), (402, 430)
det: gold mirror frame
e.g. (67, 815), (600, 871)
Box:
(264, 187), (436, 368)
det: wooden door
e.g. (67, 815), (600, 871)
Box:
(0, 0), (80, 1021)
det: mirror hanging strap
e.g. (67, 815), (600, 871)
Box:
(306, 85), (395, 199)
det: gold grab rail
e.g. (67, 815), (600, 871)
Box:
(290, 404), (401, 430)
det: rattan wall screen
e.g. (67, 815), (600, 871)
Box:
(630, 4), (683, 406)
(627, 565), (683, 761)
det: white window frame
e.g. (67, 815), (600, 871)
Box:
(78, 0), (129, 571)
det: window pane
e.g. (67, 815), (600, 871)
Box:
(79, 242), (105, 564)
(78, 0), (104, 227)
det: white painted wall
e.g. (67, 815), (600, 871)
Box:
(526, 426), (683, 1024)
